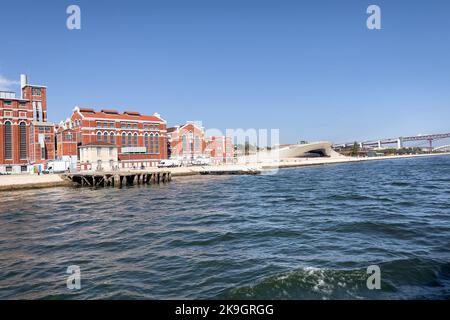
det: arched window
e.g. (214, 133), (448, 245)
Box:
(103, 132), (108, 142)
(121, 133), (126, 145)
(128, 133), (132, 146)
(189, 131), (194, 152)
(110, 132), (115, 144)
(19, 122), (27, 159)
(97, 132), (102, 141)
(182, 134), (187, 152)
(155, 134), (159, 153)
(133, 133), (138, 146)
(149, 133), (154, 153)
(144, 133), (148, 152)
(195, 136), (200, 153)
(4, 121), (12, 160)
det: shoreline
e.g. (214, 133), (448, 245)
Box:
(1, 152), (449, 192)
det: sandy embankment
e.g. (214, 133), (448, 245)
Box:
(0, 174), (72, 192)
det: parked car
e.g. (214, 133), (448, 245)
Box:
(158, 160), (182, 168)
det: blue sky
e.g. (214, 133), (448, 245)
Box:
(0, 0), (449, 144)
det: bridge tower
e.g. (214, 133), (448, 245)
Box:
(397, 137), (404, 149)
(428, 139), (433, 153)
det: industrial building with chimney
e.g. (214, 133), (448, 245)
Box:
(1, 74), (235, 173)
(0, 74), (55, 173)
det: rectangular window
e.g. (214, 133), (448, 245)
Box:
(32, 88), (41, 96)
(36, 104), (41, 122)
(4, 100), (12, 106)
(32, 101), (37, 120)
(41, 147), (46, 160)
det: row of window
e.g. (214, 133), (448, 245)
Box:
(96, 122), (160, 130)
(97, 122), (115, 128)
(3, 121), (27, 160)
(96, 132), (161, 152)
(1, 101), (27, 107)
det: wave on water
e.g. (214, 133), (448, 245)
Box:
(218, 258), (450, 300)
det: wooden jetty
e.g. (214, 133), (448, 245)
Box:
(64, 171), (172, 188)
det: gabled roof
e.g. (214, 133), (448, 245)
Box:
(167, 121), (204, 134)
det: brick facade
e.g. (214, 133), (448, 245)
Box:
(167, 122), (206, 161)
(0, 75), (55, 172)
(58, 107), (168, 168)
(206, 136), (234, 164)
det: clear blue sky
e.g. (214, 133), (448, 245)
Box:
(1, 0), (449, 144)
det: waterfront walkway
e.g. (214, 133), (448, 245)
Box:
(1, 153), (449, 191)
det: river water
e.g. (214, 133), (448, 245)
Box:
(1, 156), (449, 299)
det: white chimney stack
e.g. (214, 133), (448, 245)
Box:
(20, 74), (27, 99)
(20, 74), (27, 89)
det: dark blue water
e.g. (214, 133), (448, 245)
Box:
(1, 156), (450, 299)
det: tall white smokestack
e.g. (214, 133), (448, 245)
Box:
(20, 74), (27, 99)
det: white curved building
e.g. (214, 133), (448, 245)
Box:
(238, 141), (344, 164)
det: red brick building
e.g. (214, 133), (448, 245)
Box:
(0, 74), (55, 173)
(59, 107), (168, 169)
(206, 136), (234, 164)
(167, 122), (206, 162)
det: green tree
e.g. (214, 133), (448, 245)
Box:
(351, 142), (360, 157)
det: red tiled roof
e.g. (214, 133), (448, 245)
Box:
(101, 109), (119, 114)
(124, 111), (141, 116)
(79, 107), (95, 113)
(79, 108), (163, 122)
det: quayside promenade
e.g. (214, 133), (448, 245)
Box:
(0, 152), (449, 192)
